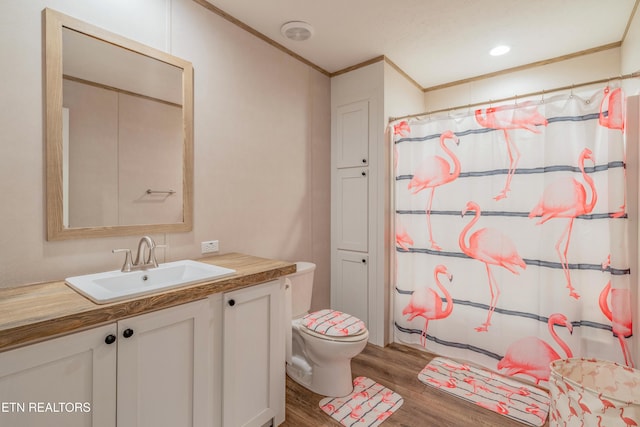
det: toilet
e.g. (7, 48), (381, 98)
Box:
(284, 262), (369, 397)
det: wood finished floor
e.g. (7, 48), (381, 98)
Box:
(283, 343), (550, 427)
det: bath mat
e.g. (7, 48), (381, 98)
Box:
(319, 376), (403, 426)
(419, 357), (549, 426)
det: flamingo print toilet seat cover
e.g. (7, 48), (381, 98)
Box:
(302, 309), (366, 337)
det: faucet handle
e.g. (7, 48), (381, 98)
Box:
(113, 249), (133, 272)
(149, 244), (167, 268)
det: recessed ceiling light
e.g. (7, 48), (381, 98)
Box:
(280, 21), (314, 41)
(489, 45), (510, 56)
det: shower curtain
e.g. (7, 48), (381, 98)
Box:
(392, 86), (634, 386)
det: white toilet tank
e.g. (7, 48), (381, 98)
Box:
(288, 262), (316, 319)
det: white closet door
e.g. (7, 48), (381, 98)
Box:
(336, 100), (369, 168)
(332, 251), (369, 325)
(335, 167), (369, 252)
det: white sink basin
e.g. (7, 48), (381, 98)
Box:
(66, 260), (236, 304)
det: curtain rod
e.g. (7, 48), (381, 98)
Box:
(389, 70), (640, 123)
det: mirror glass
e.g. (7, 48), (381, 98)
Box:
(45, 8), (193, 240)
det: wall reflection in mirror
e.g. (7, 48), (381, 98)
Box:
(45, 8), (193, 240)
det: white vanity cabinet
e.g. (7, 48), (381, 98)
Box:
(0, 324), (117, 427)
(116, 299), (209, 427)
(0, 273), (288, 427)
(211, 280), (285, 427)
(0, 299), (209, 427)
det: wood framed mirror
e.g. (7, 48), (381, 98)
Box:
(44, 8), (193, 240)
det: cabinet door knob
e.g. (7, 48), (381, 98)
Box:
(105, 334), (116, 345)
(361, 171), (367, 176)
(362, 158), (367, 164)
(122, 328), (134, 338)
(362, 259), (367, 264)
(228, 299), (236, 307)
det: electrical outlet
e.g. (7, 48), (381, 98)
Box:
(201, 240), (219, 254)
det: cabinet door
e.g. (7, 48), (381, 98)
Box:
(117, 299), (209, 427)
(335, 167), (369, 252)
(0, 324), (117, 427)
(332, 251), (369, 326)
(223, 280), (284, 427)
(336, 100), (369, 168)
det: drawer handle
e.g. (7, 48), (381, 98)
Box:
(122, 328), (134, 338)
(228, 299), (236, 307)
(105, 334), (116, 345)
(361, 171), (367, 176)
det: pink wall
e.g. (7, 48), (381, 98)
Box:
(0, 0), (331, 310)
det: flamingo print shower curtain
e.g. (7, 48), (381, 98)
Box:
(393, 86), (634, 386)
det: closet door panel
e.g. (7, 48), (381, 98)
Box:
(335, 168), (369, 252)
(336, 101), (369, 168)
(333, 251), (369, 325)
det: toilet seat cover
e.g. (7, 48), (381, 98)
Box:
(301, 309), (366, 337)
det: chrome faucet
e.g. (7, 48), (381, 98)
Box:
(113, 236), (165, 272)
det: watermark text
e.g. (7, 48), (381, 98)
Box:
(1, 401), (91, 413)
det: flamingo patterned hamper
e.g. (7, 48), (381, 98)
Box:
(549, 358), (640, 426)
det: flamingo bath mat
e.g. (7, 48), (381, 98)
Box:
(419, 357), (550, 426)
(319, 376), (403, 426)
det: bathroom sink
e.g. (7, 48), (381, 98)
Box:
(65, 260), (236, 304)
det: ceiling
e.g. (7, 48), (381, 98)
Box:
(202, 0), (638, 89)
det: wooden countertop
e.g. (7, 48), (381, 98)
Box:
(0, 253), (295, 352)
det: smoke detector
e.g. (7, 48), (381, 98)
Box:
(280, 21), (314, 41)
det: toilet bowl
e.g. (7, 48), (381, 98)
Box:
(285, 262), (369, 397)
